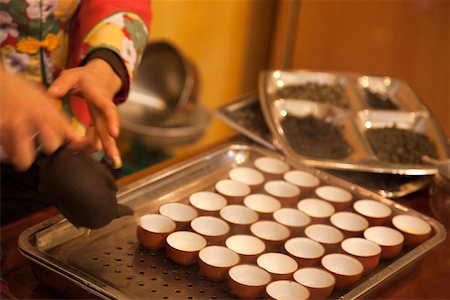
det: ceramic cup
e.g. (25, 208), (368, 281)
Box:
(341, 237), (382, 273)
(315, 185), (353, 211)
(189, 191), (227, 216)
(264, 180), (300, 207)
(165, 231), (207, 266)
(304, 224), (344, 252)
(363, 226), (404, 259)
(198, 245), (240, 281)
(136, 214), (176, 250)
(228, 264), (272, 299)
(257, 252), (298, 281)
(219, 204), (259, 234)
(244, 193), (281, 219)
(229, 167), (265, 192)
(273, 207), (311, 236)
(225, 234), (266, 263)
(353, 199), (392, 226)
(159, 202), (198, 230)
(330, 211), (369, 237)
(254, 156), (290, 180)
(283, 170), (320, 196)
(297, 198), (335, 224)
(250, 220), (291, 250)
(284, 237), (325, 267)
(190, 216), (230, 245)
(293, 267), (336, 300)
(266, 280), (311, 300)
(321, 253), (363, 289)
(392, 214), (432, 246)
(215, 179), (251, 204)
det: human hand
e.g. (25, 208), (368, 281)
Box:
(0, 66), (83, 171)
(47, 58), (123, 168)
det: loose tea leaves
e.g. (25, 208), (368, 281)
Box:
(276, 82), (350, 108)
(366, 127), (438, 164)
(281, 115), (352, 159)
(229, 101), (272, 140)
(365, 89), (399, 110)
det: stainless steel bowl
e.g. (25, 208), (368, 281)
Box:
(119, 40), (209, 148)
(125, 40), (197, 124)
(119, 104), (210, 148)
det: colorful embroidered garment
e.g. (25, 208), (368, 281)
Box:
(1, 0), (151, 127)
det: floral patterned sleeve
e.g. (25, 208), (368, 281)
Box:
(67, 0), (151, 98)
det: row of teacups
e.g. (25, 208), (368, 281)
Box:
(138, 183), (432, 259)
(136, 199), (432, 300)
(249, 156), (433, 247)
(138, 193), (432, 266)
(136, 213), (405, 300)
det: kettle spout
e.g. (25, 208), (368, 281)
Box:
(117, 204), (134, 218)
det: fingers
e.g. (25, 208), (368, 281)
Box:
(1, 115), (37, 171)
(47, 67), (120, 138)
(90, 109), (122, 168)
(83, 88), (120, 138)
(37, 120), (65, 154)
(46, 64), (123, 168)
(67, 126), (102, 153)
(46, 69), (80, 98)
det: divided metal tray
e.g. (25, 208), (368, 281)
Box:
(257, 70), (449, 175)
(216, 96), (433, 198)
(18, 143), (446, 299)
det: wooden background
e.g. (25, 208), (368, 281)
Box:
(147, 0), (449, 144)
(275, 0), (449, 137)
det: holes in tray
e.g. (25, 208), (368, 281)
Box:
(79, 240), (229, 299)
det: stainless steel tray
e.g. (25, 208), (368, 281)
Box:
(216, 96), (433, 198)
(18, 143), (446, 299)
(258, 70), (449, 175)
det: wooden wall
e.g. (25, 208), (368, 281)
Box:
(270, 0), (449, 137)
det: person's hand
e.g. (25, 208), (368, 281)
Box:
(47, 58), (123, 168)
(0, 66), (83, 171)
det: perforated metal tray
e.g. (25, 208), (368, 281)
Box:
(18, 143), (446, 299)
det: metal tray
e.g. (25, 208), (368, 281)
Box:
(18, 143), (446, 299)
(216, 96), (433, 198)
(258, 70), (449, 175)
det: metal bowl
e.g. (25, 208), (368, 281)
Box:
(119, 103), (210, 148)
(119, 40), (209, 147)
(125, 40), (197, 124)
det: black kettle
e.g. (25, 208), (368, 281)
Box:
(38, 146), (133, 229)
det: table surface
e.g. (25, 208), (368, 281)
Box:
(1, 138), (449, 300)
